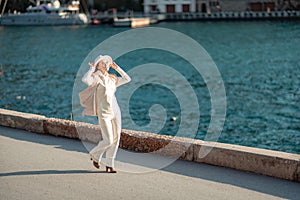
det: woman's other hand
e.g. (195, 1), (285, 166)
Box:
(110, 62), (118, 70)
(89, 62), (95, 68)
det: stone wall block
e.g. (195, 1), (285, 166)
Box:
(295, 162), (300, 182)
(120, 129), (194, 161)
(193, 141), (300, 182)
(0, 108), (45, 134)
(75, 122), (102, 143)
(44, 118), (79, 139)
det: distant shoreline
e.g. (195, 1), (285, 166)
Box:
(88, 10), (300, 26)
(158, 10), (300, 22)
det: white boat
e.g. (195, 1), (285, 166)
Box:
(113, 17), (151, 28)
(113, 18), (131, 27)
(0, 0), (89, 26)
(112, 10), (150, 28)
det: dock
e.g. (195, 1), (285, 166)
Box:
(163, 10), (300, 21)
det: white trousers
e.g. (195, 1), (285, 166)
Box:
(89, 113), (121, 168)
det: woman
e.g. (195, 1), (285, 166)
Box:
(80, 55), (131, 173)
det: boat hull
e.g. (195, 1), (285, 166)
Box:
(0, 13), (89, 26)
(113, 17), (150, 28)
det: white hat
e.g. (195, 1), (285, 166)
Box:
(94, 55), (113, 70)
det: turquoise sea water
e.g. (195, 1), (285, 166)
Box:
(0, 21), (299, 154)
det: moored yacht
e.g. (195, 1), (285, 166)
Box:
(0, 0), (89, 26)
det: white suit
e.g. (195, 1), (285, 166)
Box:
(81, 65), (131, 168)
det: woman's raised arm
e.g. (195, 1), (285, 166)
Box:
(82, 63), (96, 86)
(111, 62), (131, 87)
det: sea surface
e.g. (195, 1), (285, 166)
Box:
(0, 21), (299, 154)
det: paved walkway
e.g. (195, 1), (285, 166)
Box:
(0, 126), (299, 200)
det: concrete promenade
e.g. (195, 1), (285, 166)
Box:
(1, 126), (299, 200)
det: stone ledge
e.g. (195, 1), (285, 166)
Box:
(193, 141), (300, 181)
(44, 118), (79, 139)
(296, 162), (300, 182)
(74, 121), (102, 143)
(0, 108), (45, 134)
(120, 129), (194, 161)
(0, 108), (299, 182)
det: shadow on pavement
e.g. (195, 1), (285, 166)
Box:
(0, 170), (104, 177)
(0, 126), (88, 153)
(164, 159), (300, 200)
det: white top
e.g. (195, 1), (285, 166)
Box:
(81, 66), (131, 119)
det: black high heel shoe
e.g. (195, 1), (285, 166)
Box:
(90, 157), (100, 169)
(106, 166), (117, 173)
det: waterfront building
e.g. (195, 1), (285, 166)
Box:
(144, 0), (197, 13)
(144, 0), (300, 13)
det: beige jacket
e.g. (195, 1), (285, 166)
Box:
(79, 66), (131, 117)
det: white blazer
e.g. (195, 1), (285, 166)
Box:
(79, 66), (131, 117)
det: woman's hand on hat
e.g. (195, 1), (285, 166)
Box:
(88, 62), (95, 68)
(110, 62), (118, 70)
